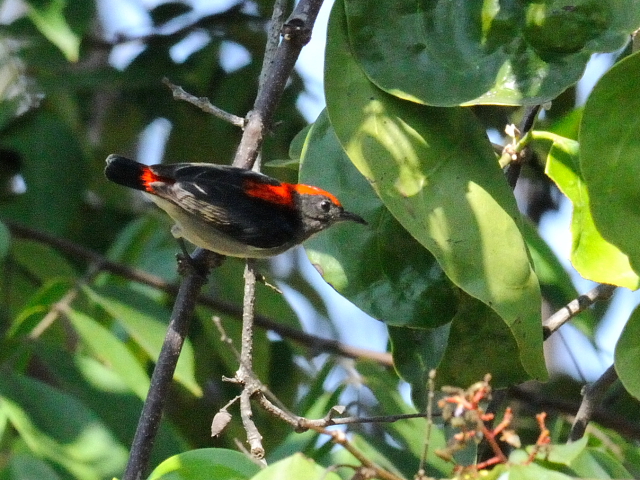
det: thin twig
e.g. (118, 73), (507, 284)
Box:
(6, 220), (393, 366)
(253, 394), (403, 480)
(569, 365), (619, 442)
(543, 284), (616, 339)
(235, 260), (265, 458)
(123, 250), (212, 480)
(504, 105), (541, 189)
(162, 78), (245, 128)
(417, 370), (436, 477)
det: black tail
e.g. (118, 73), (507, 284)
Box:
(104, 155), (147, 191)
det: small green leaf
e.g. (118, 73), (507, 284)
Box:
(7, 452), (63, 480)
(0, 220), (10, 260)
(530, 436), (587, 465)
(26, 0), (81, 62)
(147, 448), (260, 480)
(508, 463), (575, 480)
(82, 285), (202, 397)
(66, 309), (150, 400)
(326, 1), (545, 381)
(0, 371), (128, 479)
(250, 454), (341, 480)
(539, 131), (640, 289)
(615, 305), (640, 400)
(580, 51), (640, 276)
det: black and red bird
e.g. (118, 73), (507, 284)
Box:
(104, 155), (366, 258)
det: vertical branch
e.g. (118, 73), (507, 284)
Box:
(123, 252), (211, 480)
(232, 0), (325, 169)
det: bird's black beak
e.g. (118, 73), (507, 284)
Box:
(340, 210), (368, 225)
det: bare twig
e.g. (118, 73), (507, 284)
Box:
(417, 370), (436, 477)
(162, 78), (245, 128)
(253, 393), (403, 480)
(503, 105), (541, 189)
(234, 260), (266, 458)
(569, 365), (619, 442)
(543, 284), (616, 339)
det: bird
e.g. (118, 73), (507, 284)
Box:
(104, 154), (366, 258)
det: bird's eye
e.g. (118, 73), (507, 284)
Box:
(320, 199), (331, 212)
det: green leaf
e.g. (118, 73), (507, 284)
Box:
(580, 51), (640, 276)
(614, 304), (640, 399)
(8, 278), (73, 338)
(5, 453), (63, 480)
(301, 111), (458, 328)
(326, 0), (546, 381)
(342, 0), (638, 106)
(539, 131), (640, 289)
(508, 463), (574, 480)
(250, 454), (341, 480)
(569, 448), (632, 479)
(82, 285), (202, 397)
(25, 0), (81, 62)
(0, 220), (10, 260)
(0, 371), (128, 479)
(147, 448), (260, 480)
(10, 240), (77, 282)
(436, 294), (529, 389)
(66, 309), (151, 400)
(389, 323), (449, 400)
(0, 112), (86, 235)
(531, 436), (588, 465)
(356, 361), (451, 478)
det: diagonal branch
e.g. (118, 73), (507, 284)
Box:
(543, 284), (616, 339)
(123, 250), (214, 480)
(568, 364), (619, 442)
(5, 220), (393, 366)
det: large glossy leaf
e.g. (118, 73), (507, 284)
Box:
(343, 0), (639, 106)
(539, 131), (640, 289)
(580, 51), (640, 275)
(82, 285), (202, 397)
(301, 111), (458, 328)
(392, 293), (530, 400)
(0, 371), (128, 479)
(325, 0), (545, 381)
(614, 305), (640, 400)
(147, 448), (259, 480)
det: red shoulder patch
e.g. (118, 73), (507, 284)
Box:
(243, 179), (295, 206)
(244, 180), (342, 208)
